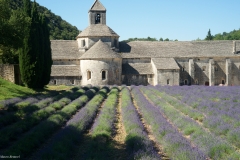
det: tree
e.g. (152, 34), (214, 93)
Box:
(19, 0), (51, 89)
(0, 0), (30, 64)
(205, 29), (213, 40)
(164, 38), (169, 41)
(159, 38), (163, 41)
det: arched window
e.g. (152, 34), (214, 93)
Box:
(102, 70), (106, 80)
(95, 13), (101, 24)
(53, 80), (56, 85)
(87, 71), (91, 80)
(222, 80), (225, 85)
(195, 79), (199, 85)
(167, 79), (170, 85)
(182, 67), (185, 72)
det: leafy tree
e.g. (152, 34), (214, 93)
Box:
(159, 38), (163, 41)
(164, 38), (169, 41)
(0, 0), (30, 64)
(205, 29), (213, 40)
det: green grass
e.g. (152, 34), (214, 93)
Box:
(0, 78), (35, 100)
(0, 78), (75, 100)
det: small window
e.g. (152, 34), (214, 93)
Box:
(222, 80), (225, 85)
(195, 80), (199, 85)
(202, 66), (206, 71)
(214, 66), (218, 71)
(167, 79), (170, 85)
(114, 39), (118, 47)
(102, 71), (106, 80)
(87, 71), (91, 80)
(81, 40), (85, 47)
(182, 67), (185, 72)
(53, 80), (56, 85)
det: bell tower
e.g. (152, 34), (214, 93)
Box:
(89, 0), (106, 25)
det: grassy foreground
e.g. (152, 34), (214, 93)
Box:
(0, 78), (73, 100)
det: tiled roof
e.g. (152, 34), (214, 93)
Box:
(51, 65), (81, 76)
(152, 58), (180, 70)
(122, 63), (153, 75)
(90, 0), (106, 11)
(51, 40), (83, 59)
(120, 40), (240, 58)
(77, 24), (119, 37)
(80, 40), (121, 59)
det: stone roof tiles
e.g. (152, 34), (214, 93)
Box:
(77, 24), (119, 37)
(80, 40), (121, 59)
(51, 40), (83, 59)
(120, 40), (240, 58)
(122, 63), (153, 75)
(90, 0), (106, 11)
(152, 58), (180, 70)
(51, 65), (81, 76)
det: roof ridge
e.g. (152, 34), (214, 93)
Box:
(89, 0), (106, 11)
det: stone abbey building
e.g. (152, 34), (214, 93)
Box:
(49, 0), (240, 86)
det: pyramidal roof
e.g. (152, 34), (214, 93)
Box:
(80, 40), (121, 59)
(90, 0), (106, 11)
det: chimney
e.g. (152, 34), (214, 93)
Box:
(233, 41), (236, 54)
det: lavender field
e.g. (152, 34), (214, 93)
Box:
(0, 85), (240, 160)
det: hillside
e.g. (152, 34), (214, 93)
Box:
(9, 0), (79, 40)
(0, 78), (35, 100)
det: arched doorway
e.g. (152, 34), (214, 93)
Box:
(184, 79), (188, 85)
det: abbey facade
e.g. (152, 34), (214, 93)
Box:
(49, 0), (240, 86)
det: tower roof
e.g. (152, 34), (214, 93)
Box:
(89, 0), (106, 11)
(80, 40), (121, 59)
(77, 24), (119, 38)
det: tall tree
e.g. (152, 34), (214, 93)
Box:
(39, 15), (52, 88)
(19, 0), (51, 89)
(205, 29), (213, 40)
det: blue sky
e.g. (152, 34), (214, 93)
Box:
(35, 0), (240, 41)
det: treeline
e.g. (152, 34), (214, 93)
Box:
(122, 37), (178, 43)
(196, 29), (240, 41)
(9, 0), (79, 40)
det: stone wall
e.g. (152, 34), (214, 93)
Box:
(157, 70), (179, 86)
(122, 75), (151, 86)
(81, 58), (122, 86)
(0, 64), (21, 84)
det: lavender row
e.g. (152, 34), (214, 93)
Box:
(1, 88), (97, 158)
(156, 85), (240, 148)
(121, 87), (160, 160)
(32, 87), (109, 160)
(0, 87), (84, 128)
(148, 86), (205, 122)
(131, 86), (207, 160)
(91, 87), (118, 139)
(0, 88), (87, 150)
(141, 86), (240, 159)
